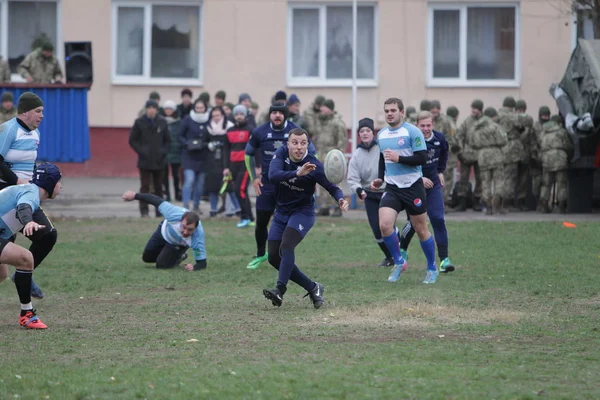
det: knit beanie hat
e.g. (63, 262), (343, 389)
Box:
(430, 100), (441, 110)
(446, 106), (459, 119)
(358, 117), (374, 132)
(199, 92), (210, 104)
(502, 96), (516, 108)
(406, 106), (417, 116)
(215, 90), (226, 100)
(274, 90), (287, 102)
(233, 104), (247, 116)
(31, 163), (62, 197)
(287, 94), (300, 105)
(162, 100), (177, 111)
(149, 91), (160, 100)
(483, 107), (498, 118)
(419, 100), (432, 111)
(322, 99), (335, 111)
(314, 95), (325, 106)
(238, 93), (251, 103)
(538, 106), (551, 118)
(41, 42), (54, 52)
(17, 92), (44, 114)
(1, 91), (14, 103)
(269, 102), (289, 118)
(250, 101), (259, 110)
(515, 99), (527, 111)
(471, 99), (484, 112)
(224, 102), (235, 110)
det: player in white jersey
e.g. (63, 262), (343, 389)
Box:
(0, 162), (62, 329)
(122, 191), (207, 271)
(0, 92), (55, 299)
(370, 98), (439, 284)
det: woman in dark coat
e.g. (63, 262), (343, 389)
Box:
(178, 99), (210, 212)
(205, 106), (241, 216)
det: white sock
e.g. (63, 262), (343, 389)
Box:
(21, 302), (33, 311)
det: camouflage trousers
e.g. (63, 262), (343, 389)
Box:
(529, 163), (542, 199)
(457, 162), (482, 199)
(516, 162), (529, 201)
(443, 166), (456, 202)
(540, 170), (568, 204)
(502, 162), (520, 199)
(481, 166), (505, 202)
(317, 148), (338, 210)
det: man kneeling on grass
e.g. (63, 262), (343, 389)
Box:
(122, 191), (207, 271)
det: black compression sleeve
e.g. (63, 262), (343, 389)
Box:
(0, 155), (18, 186)
(134, 193), (165, 207)
(378, 153), (385, 180)
(193, 259), (207, 270)
(16, 204), (34, 225)
(398, 150), (427, 166)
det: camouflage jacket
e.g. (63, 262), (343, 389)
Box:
(516, 113), (534, 163)
(469, 116), (508, 170)
(529, 121), (544, 164)
(302, 106), (320, 138)
(288, 112), (308, 131)
(17, 48), (63, 84)
(0, 106), (17, 125)
(406, 112), (417, 125)
(455, 115), (482, 164)
(434, 114), (458, 167)
(497, 107), (525, 164)
(540, 121), (573, 172)
(313, 113), (347, 154)
(0, 57), (10, 83)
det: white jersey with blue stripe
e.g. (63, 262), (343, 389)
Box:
(0, 118), (40, 181)
(158, 202), (206, 261)
(0, 184), (40, 239)
(377, 122), (427, 188)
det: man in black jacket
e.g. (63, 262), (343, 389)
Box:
(129, 100), (170, 217)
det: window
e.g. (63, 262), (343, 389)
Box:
(287, 4), (377, 87)
(428, 4), (519, 87)
(0, 0), (60, 74)
(572, 8), (595, 50)
(112, 2), (202, 85)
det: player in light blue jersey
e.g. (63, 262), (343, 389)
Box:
(122, 191), (207, 271)
(370, 98), (439, 284)
(0, 162), (62, 329)
(0, 92), (57, 299)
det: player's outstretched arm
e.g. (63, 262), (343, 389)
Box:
(122, 191), (165, 207)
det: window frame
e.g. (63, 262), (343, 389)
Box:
(111, 0), (203, 86)
(427, 2), (520, 88)
(0, 0), (63, 83)
(286, 2), (378, 88)
(571, 4), (595, 51)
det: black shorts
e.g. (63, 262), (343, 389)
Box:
(379, 180), (427, 216)
(0, 237), (9, 255)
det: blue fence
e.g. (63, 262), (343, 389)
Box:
(0, 84), (90, 162)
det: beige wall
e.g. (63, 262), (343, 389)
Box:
(61, 0), (574, 128)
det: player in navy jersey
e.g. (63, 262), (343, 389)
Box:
(262, 128), (348, 308)
(0, 92), (57, 299)
(371, 98), (439, 284)
(0, 162), (62, 329)
(399, 111), (455, 273)
(244, 103), (316, 270)
(122, 191), (206, 271)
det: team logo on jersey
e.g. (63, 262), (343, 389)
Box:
(434, 141), (440, 145)
(284, 134), (289, 138)
(289, 177), (297, 183)
(273, 140), (284, 149)
(267, 133), (272, 138)
(414, 137), (422, 147)
(299, 224), (304, 231)
(397, 138), (405, 146)
(414, 198), (422, 207)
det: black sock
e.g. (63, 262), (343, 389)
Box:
(377, 241), (392, 258)
(255, 210), (272, 257)
(276, 283), (287, 296)
(14, 270), (32, 305)
(437, 244), (449, 261)
(400, 223), (415, 251)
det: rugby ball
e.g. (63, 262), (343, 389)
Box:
(324, 149), (347, 184)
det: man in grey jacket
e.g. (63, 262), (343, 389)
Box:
(346, 118), (399, 267)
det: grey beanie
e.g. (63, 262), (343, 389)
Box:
(233, 104), (247, 116)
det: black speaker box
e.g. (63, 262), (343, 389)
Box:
(65, 41), (93, 83)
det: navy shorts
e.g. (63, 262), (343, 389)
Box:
(268, 208), (316, 241)
(255, 176), (277, 211)
(379, 180), (428, 216)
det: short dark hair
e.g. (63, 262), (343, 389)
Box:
(384, 98), (404, 111)
(289, 128), (309, 139)
(182, 211), (200, 227)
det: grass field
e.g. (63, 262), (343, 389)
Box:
(1, 217), (599, 400)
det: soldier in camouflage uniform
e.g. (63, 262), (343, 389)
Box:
(454, 99), (484, 211)
(530, 106), (551, 203)
(287, 94), (308, 130)
(405, 106), (417, 124)
(0, 92), (17, 124)
(444, 106), (460, 205)
(538, 115), (573, 213)
(303, 95), (325, 140)
(430, 101), (456, 204)
(313, 99), (347, 217)
(514, 100), (535, 210)
(0, 57), (10, 83)
(17, 42), (63, 84)
(471, 107), (508, 215)
(497, 96), (524, 211)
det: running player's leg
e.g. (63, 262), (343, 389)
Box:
(248, 179), (275, 269)
(428, 184), (454, 272)
(142, 224), (167, 264)
(365, 195), (392, 265)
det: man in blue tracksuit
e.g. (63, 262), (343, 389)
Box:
(400, 111), (455, 273)
(262, 128), (349, 309)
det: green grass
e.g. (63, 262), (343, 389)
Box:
(1, 217), (600, 400)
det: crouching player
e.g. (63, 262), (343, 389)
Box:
(0, 162), (63, 329)
(262, 128), (349, 308)
(122, 191), (207, 271)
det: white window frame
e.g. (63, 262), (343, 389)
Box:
(0, 0), (63, 83)
(427, 2), (520, 88)
(111, 1), (203, 86)
(571, 4), (594, 51)
(286, 2), (378, 88)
